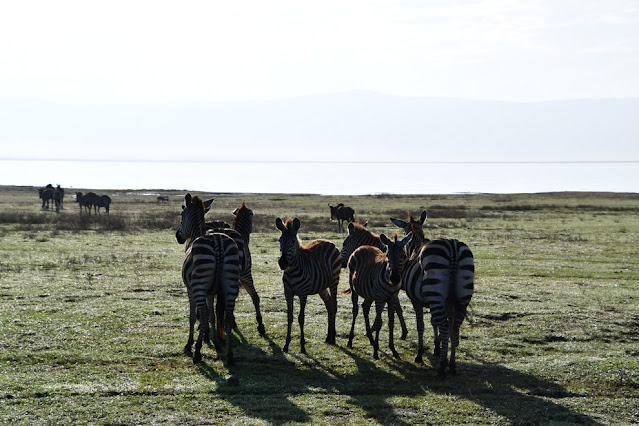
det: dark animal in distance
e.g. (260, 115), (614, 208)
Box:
(328, 203), (355, 232)
(157, 196), (169, 203)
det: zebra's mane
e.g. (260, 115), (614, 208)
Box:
(351, 222), (379, 239)
(233, 201), (247, 228)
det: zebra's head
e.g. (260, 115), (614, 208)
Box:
(390, 210), (427, 256)
(380, 233), (411, 286)
(340, 221), (372, 268)
(176, 194), (213, 245)
(275, 217), (301, 270)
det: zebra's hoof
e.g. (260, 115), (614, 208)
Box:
(257, 324), (266, 335)
(401, 331), (408, 340)
(193, 353), (202, 364)
(414, 355), (423, 364)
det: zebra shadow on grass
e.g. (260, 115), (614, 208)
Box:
(193, 330), (601, 425)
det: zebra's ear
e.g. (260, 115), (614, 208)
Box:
(347, 222), (355, 233)
(203, 198), (214, 213)
(419, 210), (427, 225)
(275, 217), (285, 231)
(185, 193), (192, 205)
(390, 218), (407, 229)
(292, 218), (301, 231)
(379, 233), (392, 246)
(362, 221), (368, 227)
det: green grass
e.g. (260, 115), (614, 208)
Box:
(0, 186), (638, 424)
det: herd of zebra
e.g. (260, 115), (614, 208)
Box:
(176, 194), (474, 377)
(37, 185), (112, 214)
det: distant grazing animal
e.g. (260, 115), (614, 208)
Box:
(328, 203), (355, 232)
(76, 192), (97, 214)
(56, 185), (64, 209)
(39, 186), (54, 210)
(93, 195), (112, 214)
(176, 194), (240, 364)
(340, 221), (409, 339)
(53, 188), (63, 213)
(276, 217), (341, 354)
(157, 196), (169, 203)
(391, 211), (475, 376)
(346, 233), (411, 359)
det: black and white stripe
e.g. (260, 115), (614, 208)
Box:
(340, 222), (409, 339)
(346, 233), (411, 359)
(390, 211), (438, 363)
(206, 203), (265, 335)
(177, 194), (240, 365)
(419, 238), (474, 376)
(275, 217), (341, 354)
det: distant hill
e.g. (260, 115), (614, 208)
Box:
(1, 92), (637, 162)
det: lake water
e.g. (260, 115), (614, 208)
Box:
(1, 160), (637, 195)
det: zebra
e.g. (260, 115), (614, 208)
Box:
(203, 202), (265, 335)
(176, 194), (241, 364)
(275, 217), (341, 354)
(340, 221), (409, 340)
(346, 233), (411, 359)
(56, 185), (64, 209)
(390, 211), (438, 363)
(93, 195), (112, 214)
(391, 211), (475, 376)
(328, 203), (355, 232)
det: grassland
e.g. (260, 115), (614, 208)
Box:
(0, 186), (638, 425)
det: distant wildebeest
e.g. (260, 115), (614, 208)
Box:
(56, 185), (64, 209)
(53, 188), (64, 213)
(38, 185), (54, 210)
(157, 196), (169, 203)
(328, 203), (355, 232)
(76, 192), (97, 214)
(93, 195), (112, 214)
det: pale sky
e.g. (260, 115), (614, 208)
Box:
(2, 0), (638, 104)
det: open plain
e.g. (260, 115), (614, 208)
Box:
(0, 186), (638, 424)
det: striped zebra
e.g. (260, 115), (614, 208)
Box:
(204, 203), (265, 335)
(346, 233), (411, 359)
(275, 217), (341, 354)
(392, 211), (475, 376)
(340, 221), (409, 340)
(176, 194), (241, 364)
(390, 211), (438, 363)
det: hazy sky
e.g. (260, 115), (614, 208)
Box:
(2, 0), (638, 104)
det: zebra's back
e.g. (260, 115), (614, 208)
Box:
(284, 239), (341, 295)
(420, 238), (475, 307)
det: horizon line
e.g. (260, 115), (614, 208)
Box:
(3, 158), (639, 165)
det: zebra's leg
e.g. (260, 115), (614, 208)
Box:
(396, 298), (408, 340)
(431, 307), (450, 377)
(184, 291), (197, 355)
(193, 304), (210, 364)
(362, 299), (374, 347)
(240, 272), (265, 335)
(412, 301), (425, 363)
(448, 304), (468, 375)
(431, 314), (441, 356)
(347, 291), (359, 348)
(388, 298), (399, 358)
(283, 289), (294, 353)
(371, 300), (385, 360)
(318, 288), (336, 345)
(225, 309), (235, 366)
(298, 294), (308, 354)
